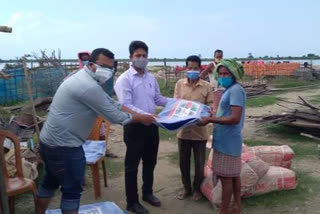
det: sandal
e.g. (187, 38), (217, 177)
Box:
(176, 189), (191, 200)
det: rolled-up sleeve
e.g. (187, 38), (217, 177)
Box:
(81, 86), (132, 125)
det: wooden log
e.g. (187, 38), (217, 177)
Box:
(300, 133), (320, 141)
(22, 57), (41, 143)
(0, 25), (11, 214)
(0, 26), (12, 33)
(298, 96), (320, 111)
(293, 112), (320, 123)
(284, 120), (320, 129)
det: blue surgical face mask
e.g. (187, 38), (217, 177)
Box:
(83, 60), (89, 66)
(218, 76), (234, 88)
(187, 70), (200, 80)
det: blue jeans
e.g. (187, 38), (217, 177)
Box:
(37, 143), (86, 212)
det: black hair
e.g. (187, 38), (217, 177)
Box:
(129, 40), (149, 56)
(186, 55), (201, 67)
(89, 48), (114, 63)
(214, 49), (223, 56)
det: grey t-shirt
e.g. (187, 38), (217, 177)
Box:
(40, 66), (132, 147)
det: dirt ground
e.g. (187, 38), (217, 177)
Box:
(15, 87), (320, 214)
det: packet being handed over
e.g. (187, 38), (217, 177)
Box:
(155, 98), (211, 131)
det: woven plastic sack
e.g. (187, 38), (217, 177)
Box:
(243, 145), (295, 169)
(241, 153), (270, 192)
(241, 166), (298, 198)
(201, 172), (234, 206)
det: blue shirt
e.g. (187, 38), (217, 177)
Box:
(212, 83), (246, 156)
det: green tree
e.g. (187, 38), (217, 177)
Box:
(248, 53), (254, 59)
(307, 53), (316, 58)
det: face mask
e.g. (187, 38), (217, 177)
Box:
(132, 57), (148, 70)
(214, 58), (222, 63)
(218, 76), (234, 88)
(187, 70), (200, 80)
(94, 64), (114, 84)
(83, 60), (89, 66)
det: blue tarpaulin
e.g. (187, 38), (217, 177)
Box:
(45, 201), (125, 214)
(155, 99), (211, 131)
(0, 67), (67, 104)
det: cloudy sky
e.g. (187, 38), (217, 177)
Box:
(1, 0), (319, 59)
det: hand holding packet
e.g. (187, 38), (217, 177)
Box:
(155, 99), (211, 131)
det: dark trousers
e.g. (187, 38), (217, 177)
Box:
(37, 143), (86, 212)
(124, 124), (159, 204)
(178, 139), (206, 192)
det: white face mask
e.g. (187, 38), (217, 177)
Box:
(94, 64), (114, 84)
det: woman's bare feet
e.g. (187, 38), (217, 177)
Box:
(192, 190), (203, 201)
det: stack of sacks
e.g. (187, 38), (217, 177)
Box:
(243, 145), (295, 169)
(202, 150), (270, 205)
(202, 145), (298, 206)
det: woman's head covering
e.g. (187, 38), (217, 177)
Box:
(213, 59), (245, 81)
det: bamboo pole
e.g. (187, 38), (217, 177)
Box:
(164, 58), (168, 88)
(22, 57), (40, 143)
(0, 24), (11, 214)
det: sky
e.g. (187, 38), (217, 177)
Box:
(1, 0), (319, 59)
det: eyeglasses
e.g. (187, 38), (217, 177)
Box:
(94, 63), (114, 70)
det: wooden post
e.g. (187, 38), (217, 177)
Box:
(164, 58), (168, 88)
(22, 57), (40, 143)
(0, 154), (9, 214)
(0, 24), (11, 214)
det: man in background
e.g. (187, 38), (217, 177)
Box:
(200, 49), (223, 89)
(174, 55), (213, 201)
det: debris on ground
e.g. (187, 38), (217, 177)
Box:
(252, 96), (320, 137)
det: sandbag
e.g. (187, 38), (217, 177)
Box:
(243, 145), (295, 169)
(241, 166), (298, 198)
(201, 172), (233, 206)
(204, 150), (269, 191)
(241, 153), (270, 191)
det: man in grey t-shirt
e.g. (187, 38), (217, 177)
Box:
(36, 48), (155, 214)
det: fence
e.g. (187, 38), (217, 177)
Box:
(243, 63), (301, 79)
(0, 64), (117, 105)
(160, 62), (310, 87)
(0, 66), (67, 104)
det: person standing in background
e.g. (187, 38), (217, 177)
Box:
(174, 55), (213, 201)
(200, 49), (223, 89)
